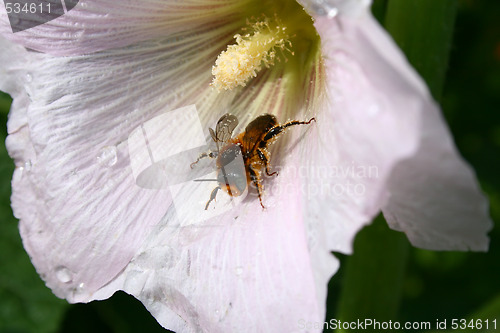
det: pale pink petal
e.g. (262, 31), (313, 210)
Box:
(308, 9), (491, 253)
(0, 36), (37, 178)
(106, 174), (337, 332)
(381, 102), (492, 251)
(304, 12), (419, 254)
(0, 0), (247, 56)
(95, 7), (419, 332)
(3, 24), (239, 301)
(91, 125), (336, 332)
(4, 10), (334, 329)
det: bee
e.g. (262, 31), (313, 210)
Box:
(191, 113), (315, 210)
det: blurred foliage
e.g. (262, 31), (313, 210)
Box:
(398, 0), (500, 326)
(0, 0), (499, 332)
(335, 215), (409, 327)
(385, 0), (457, 100)
(59, 292), (168, 333)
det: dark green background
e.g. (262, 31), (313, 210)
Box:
(0, 0), (499, 332)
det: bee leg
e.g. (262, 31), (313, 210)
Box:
(261, 117), (316, 145)
(248, 166), (265, 209)
(257, 148), (278, 177)
(205, 186), (220, 210)
(190, 150), (218, 169)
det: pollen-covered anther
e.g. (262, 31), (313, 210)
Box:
(211, 19), (291, 91)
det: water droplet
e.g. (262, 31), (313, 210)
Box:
(303, 1), (339, 18)
(25, 87), (33, 101)
(55, 266), (73, 283)
(26, 73), (33, 82)
(70, 282), (87, 300)
(235, 266), (243, 276)
(327, 8), (338, 18)
(97, 146), (117, 167)
(24, 160), (32, 172)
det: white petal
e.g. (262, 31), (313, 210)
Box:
(0, 0), (248, 56)
(381, 100), (492, 251)
(98, 168), (338, 333)
(0, 36), (38, 193)
(306, 11), (424, 254)
(4, 13), (335, 330)
(311, 10), (491, 253)
(4, 23), (240, 301)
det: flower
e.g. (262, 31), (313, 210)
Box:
(0, 0), (492, 332)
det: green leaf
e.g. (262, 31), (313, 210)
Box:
(335, 216), (409, 333)
(0, 92), (12, 115)
(371, 0), (388, 24)
(384, 0), (458, 100)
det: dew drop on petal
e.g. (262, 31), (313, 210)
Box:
(299, 0), (339, 17)
(235, 266), (244, 276)
(327, 8), (338, 18)
(26, 73), (33, 82)
(24, 160), (32, 172)
(13, 168), (23, 182)
(97, 146), (117, 167)
(70, 282), (87, 300)
(25, 87), (33, 101)
(55, 266), (73, 283)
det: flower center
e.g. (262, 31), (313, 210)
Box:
(211, 17), (291, 91)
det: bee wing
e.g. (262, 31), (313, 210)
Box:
(209, 127), (217, 143)
(214, 113), (239, 144)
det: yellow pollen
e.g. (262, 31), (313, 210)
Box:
(212, 20), (290, 91)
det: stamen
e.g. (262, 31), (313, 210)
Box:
(211, 18), (291, 91)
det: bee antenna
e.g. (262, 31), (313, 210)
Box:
(194, 179), (218, 182)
